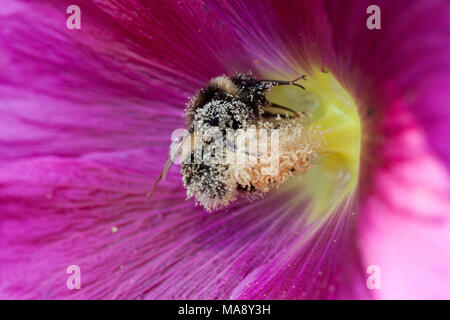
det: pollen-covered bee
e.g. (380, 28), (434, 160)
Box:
(150, 73), (321, 211)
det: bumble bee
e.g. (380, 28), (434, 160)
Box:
(150, 73), (319, 211)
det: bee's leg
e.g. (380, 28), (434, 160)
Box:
(262, 102), (303, 118)
(259, 75), (307, 90)
(147, 132), (190, 199)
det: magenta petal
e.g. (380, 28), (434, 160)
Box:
(206, 0), (333, 72)
(234, 205), (369, 299)
(0, 155), (182, 299)
(0, 156), (367, 299)
(0, 0), (256, 159)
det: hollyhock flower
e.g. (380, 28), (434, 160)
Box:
(0, 0), (449, 299)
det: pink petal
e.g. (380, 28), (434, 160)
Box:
(359, 112), (450, 298)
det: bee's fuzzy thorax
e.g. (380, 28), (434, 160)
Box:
(230, 117), (321, 195)
(210, 76), (240, 96)
(185, 73), (270, 125)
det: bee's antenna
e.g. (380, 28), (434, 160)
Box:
(259, 74), (307, 90)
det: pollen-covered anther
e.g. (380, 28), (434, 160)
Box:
(231, 117), (322, 195)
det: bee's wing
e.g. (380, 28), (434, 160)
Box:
(147, 131), (190, 198)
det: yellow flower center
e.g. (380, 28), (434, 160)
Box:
(266, 67), (361, 222)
